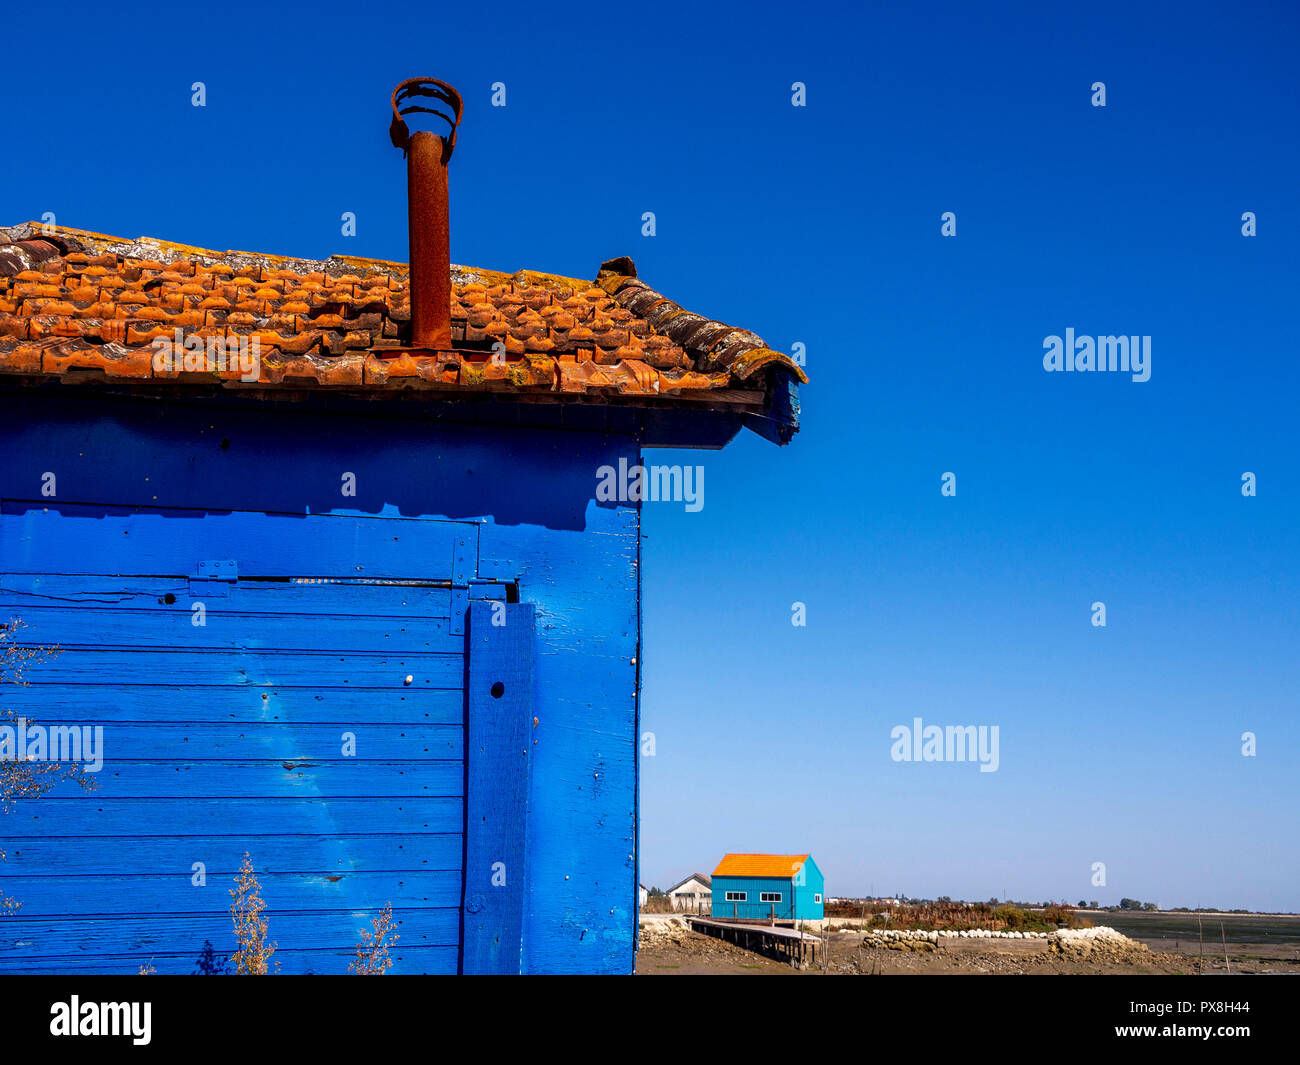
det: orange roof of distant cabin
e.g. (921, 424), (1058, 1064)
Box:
(713, 854), (810, 878)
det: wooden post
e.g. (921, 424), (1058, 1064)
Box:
(462, 602), (536, 974)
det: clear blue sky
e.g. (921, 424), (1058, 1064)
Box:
(5, 0), (1297, 911)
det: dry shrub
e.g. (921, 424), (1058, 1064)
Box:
(229, 852), (278, 974)
(827, 898), (1090, 932)
(350, 902), (399, 974)
(1, 619), (97, 916)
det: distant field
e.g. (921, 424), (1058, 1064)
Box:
(1083, 910), (1300, 946)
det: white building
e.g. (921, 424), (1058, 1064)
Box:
(666, 873), (712, 913)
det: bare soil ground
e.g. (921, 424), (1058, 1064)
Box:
(636, 923), (1300, 975)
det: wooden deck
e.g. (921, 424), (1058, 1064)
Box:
(688, 917), (820, 967)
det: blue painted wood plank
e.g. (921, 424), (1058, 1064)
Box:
(0, 910), (460, 964)
(1, 834), (463, 877)
(0, 945), (461, 975)
(0, 685), (465, 724)
(16, 648), (466, 688)
(1, 573), (459, 621)
(462, 601), (535, 975)
(1, 870), (462, 916)
(1, 797), (463, 837)
(0, 603), (457, 652)
(0, 503), (478, 581)
(0, 393), (625, 527)
(0, 723), (461, 760)
(39, 760), (465, 798)
(2, 686), (463, 723)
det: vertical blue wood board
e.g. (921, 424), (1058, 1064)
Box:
(463, 601), (535, 974)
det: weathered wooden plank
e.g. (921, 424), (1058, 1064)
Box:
(0, 503), (478, 582)
(45, 760), (464, 798)
(1, 797), (462, 837)
(463, 601), (535, 975)
(0, 910), (460, 960)
(1, 573), (457, 620)
(16, 648), (466, 688)
(0, 686), (465, 725)
(0, 870), (461, 916)
(0, 602), (457, 653)
(1, 834), (463, 877)
(0, 945), (459, 975)
(0, 723), (461, 760)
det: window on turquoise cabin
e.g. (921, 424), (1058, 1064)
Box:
(725, 891), (747, 902)
(814, 893), (823, 904)
(760, 891), (782, 902)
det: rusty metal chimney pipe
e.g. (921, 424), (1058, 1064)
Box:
(405, 130), (451, 349)
(390, 79), (463, 351)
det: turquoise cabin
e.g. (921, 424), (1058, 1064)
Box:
(710, 854), (824, 921)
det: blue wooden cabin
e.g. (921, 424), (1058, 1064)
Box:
(0, 214), (803, 974)
(711, 854), (824, 921)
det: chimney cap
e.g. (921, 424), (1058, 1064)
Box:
(390, 77), (463, 158)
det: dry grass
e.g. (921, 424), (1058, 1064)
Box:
(229, 852), (278, 974)
(1, 619), (97, 916)
(350, 902), (400, 974)
(825, 900), (1092, 933)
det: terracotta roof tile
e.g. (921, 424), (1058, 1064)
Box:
(713, 854), (811, 878)
(0, 223), (806, 437)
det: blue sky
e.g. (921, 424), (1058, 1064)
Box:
(5, 0), (1297, 911)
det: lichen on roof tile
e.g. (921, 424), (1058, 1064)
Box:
(0, 223), (805, 436)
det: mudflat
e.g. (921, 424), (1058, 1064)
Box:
(636, 919), (1300, 975)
